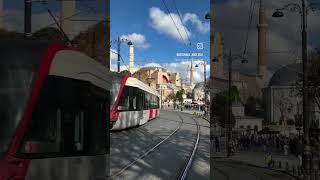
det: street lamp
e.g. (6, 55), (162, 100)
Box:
(195, 61), (208, 117)
(213, 50), (248, 157)
(116, 37), (133, 72)
(272, 1), (320, 174)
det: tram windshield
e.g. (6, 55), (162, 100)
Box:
(0, 41), (47, 157)
(110, 75), (124, 109)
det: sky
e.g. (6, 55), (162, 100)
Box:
(110, 0), (210, 83)
(213, 0), (320, 80)
(2, 0), (320, 84)
(1, 0), (107, 38)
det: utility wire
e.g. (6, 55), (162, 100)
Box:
(161, 0), (189, 46)
(110, 49), (130, 71)
(242, 0), (257, 58)
(172, 0), (191, 46)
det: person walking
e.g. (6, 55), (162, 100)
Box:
(215, 136), (220, 152)
(284, 141), (289, 156)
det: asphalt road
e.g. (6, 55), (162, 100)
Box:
(109, 110), (210, 180)
(212, 159), (298, 180)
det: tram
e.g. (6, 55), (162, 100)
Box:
(110, 76), (160, 130)
(0, 41), (110, 180)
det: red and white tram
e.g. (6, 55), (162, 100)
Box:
(0, 41), (110, 180)
(110, 76), (160, 130)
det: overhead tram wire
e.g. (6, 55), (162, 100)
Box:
(162, 0), (196, 83)
(161, 0), (189, 47)
(37, 4), (97, 31)
(172, 0), (191, 46)
(242, 0), (257, 59)
(110, 49), (130, 71)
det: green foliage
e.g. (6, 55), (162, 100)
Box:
(186, 92), (193, 98)
(175, 89), (185, 103)
(295, 49), (320, 110)
(245, 96), (257, 116)
(212, 86), (239, 128)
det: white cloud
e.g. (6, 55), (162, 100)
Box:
(162, 60), (210, 83)
(144, 63), (162, 68)
(149, 7), (191, 43)
(110, 48), (118, 61)
(120, 33), (150, 49)
(183, 13), (209, 34)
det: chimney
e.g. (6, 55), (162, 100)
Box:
(257, 0), (267, 80)
(61, 0), (75, 39)
(129, 44), (134, 73)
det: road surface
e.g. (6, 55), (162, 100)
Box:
(109, 110), (210, 180)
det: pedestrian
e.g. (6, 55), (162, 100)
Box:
(284, 142), (289, 156)
(215, 136), (220, 152)
(276, 136), (280, 149)
(265, 152), (273, 168)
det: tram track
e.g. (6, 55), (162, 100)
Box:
(179, 116), (200, 180)
(109, 112), (201, 180)
(110, 112), (184, 179)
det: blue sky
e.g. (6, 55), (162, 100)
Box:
(110, 0), (210, 81)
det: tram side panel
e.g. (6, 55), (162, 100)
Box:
(110, 82), (160, 130)
(0, 44), (111, 180)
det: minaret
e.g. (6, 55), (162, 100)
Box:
(61, 0), (75, 38)
(129, 44), (134, 73)
(0, 0), (4, 29)
(257, 0), (267, 81)
(190, 60), (194, 86)
(213, 32), (224, 78)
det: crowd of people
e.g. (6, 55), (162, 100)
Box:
(214, 132), (320, 168)
(237, 134), (304, 156)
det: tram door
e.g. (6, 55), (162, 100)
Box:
(19, 76), (109, 180)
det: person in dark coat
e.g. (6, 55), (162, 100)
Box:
(215, 136), (220, 152)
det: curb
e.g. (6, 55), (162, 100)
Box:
(215, 158), (301, 180)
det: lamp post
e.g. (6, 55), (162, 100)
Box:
(214, 50), (248, 157)
(116, 37), (132, 72)
(195, 61), (208, 117)
(272, 1), (320, 174)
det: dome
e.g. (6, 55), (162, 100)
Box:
(268, 63), (302, 86)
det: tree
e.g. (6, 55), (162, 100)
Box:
(245, 96), (256, 116)
(186, 92), (193, 99)
(295, 49), (320, 111)
(175, 89), (185, 103)
(212, 86), (240, 128)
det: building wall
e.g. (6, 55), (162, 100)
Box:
(266, 86), (320, 128)
(235, 117), (263, 132)
(232, 106), (245, 117)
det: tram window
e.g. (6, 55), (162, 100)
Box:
(145, 93), (150, 110)
(118, 87), (130, 111)
(19, 76), (108, 158)
(156, 97), (160, 108)
(137, 90), (144, 110)
(129, 87), (138, 111)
